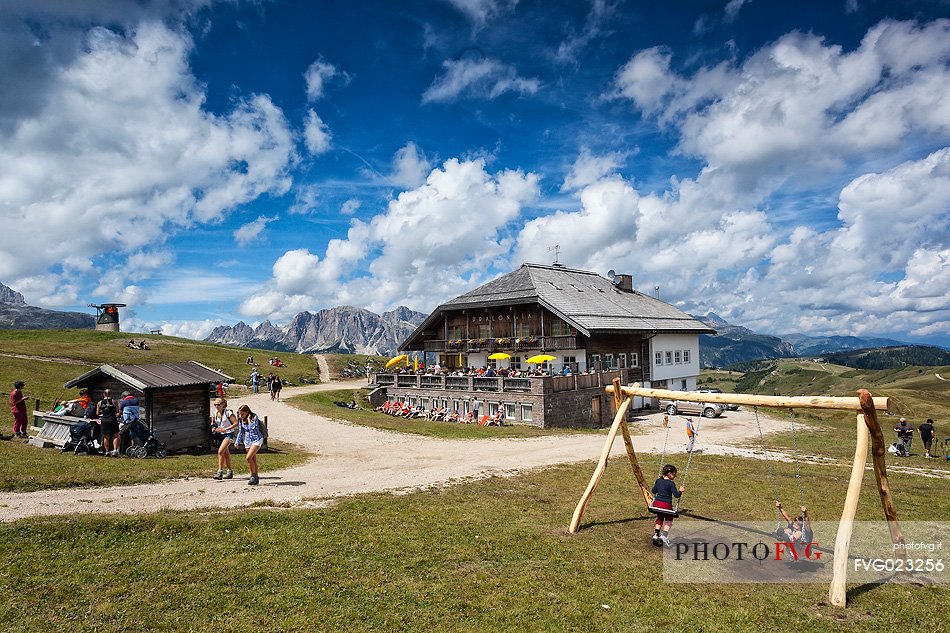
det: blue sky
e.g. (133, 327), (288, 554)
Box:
(1, 0), (948, 347)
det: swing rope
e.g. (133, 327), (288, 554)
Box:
(789, 410), (805, 510)
(753, 406), (783, 529)
(657, 415), (672, 477)
(674, 416), (700, 513)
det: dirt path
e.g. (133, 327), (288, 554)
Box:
(0, 351), (91, 365)
(314, 354), (331, 383)
(0, 384), (799, 523)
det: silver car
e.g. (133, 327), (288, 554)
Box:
(659, 398), (725, 418)
(698, 388), (739, 410)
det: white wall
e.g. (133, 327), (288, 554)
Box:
(650, 333), (701, 389)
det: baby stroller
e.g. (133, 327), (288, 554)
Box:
(61, 420), (101, 455)
(124, 418), (168, 458)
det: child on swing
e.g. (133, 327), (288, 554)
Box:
(775, 500), (812, 543)
(651, 464), (685, 547)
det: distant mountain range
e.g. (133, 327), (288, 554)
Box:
(0, 282), (95, 330)
(695, 312), (906, 368)
(204, 305), (427, 355)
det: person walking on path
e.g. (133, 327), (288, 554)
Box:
(250, 368), (260, 394)
(271, 375), (282, 402)
(918, 418), (936, 458)
(267, 373), (276, 400)
(210, 398), (238, 480)
(10, 380), (28, 438)
(685, 417), (698, 453)
(235, 404), (264, 485)
(894, 418), (914, 456)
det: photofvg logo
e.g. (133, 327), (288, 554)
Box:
(662, 521), (948, 585)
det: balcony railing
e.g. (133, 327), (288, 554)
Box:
(371, 369), (636, 395)
(422, 335), (579, 353)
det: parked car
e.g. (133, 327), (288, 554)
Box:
(698, 388), (740, 410)
(659, 398), (725, 418)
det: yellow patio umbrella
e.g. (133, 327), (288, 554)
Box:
(487, 352), (511, 360)
(386, 354), (408, 368)
(526, 354), (556, 363)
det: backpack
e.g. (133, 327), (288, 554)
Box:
(99, 398), (116, 418)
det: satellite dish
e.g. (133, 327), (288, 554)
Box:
(607, 269), (615, 279)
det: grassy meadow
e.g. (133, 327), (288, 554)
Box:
(0, 329), (325, 413)
(0, 455), (946, 632)
(700, 361), (950, 470)
(0, 329), (330, 491)
(1, 333), (947, 631)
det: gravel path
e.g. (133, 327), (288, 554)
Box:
(0, 383), (797, 522)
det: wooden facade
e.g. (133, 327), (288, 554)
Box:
(63, 362), (232, 452)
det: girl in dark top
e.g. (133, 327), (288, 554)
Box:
(651, 464), (685, 547)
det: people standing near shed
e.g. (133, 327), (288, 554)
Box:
(97, 389), (120, 457)
(211, 398), (238, 480)
(10, 380), (28, 438)
(235, 404), (264, 485)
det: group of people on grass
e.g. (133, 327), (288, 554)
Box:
(375, 398), (504, 425)
(893, 417), (939, 458)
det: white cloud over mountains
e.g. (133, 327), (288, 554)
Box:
(0, 19), (296, 306)
(237, 18), (949, 344)
(240, 157), (539, 318)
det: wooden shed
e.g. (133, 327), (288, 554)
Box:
(62, 361), (233, 452)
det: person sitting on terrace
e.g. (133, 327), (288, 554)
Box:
(484, 367), (496, 377)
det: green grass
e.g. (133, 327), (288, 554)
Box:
(0, 455), (946, 632)
(289, 388), (607, 439)
(0, 329), (322, 413)
(0, 439), (309, 492)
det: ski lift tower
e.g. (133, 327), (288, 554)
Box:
(88, 303), (127, 332)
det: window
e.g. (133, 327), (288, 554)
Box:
(549, 319), (571, 336)
(504, 403), (517, 420)
(449, 325), (465, 339)
(563, 355), (576, 371)
(674, 351), (681, 364)
(591, 354), (601, 370)
(515, 322), (533, 337)
(488, 402), (499, 416)
(681, 379), (687, 390)
(487, 358), (497, 369)
(683, 350), (690, 364)
(630, 353), (639, 368)
(655, 352), (663, 366)
(421, 398), (428, 409)
(665, 351), (673, 364)
(477, 323), (490, 338)
(618, 353), (627, 368)
(521, 404), (533, 422)
(605, 354), (614, 369)
(511, 356), (522, 370)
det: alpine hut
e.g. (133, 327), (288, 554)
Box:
(61, 361), (233, 452)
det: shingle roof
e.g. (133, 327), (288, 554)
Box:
(64, 361), (233, 391)
(403, 263), (713, 347)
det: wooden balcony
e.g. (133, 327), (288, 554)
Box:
(371, 369), (635, 396)
(422, 335), (580, 354)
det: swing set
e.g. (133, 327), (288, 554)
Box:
(569, 378), (905, 608)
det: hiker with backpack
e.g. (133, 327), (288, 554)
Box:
(97, 389), (121, 457)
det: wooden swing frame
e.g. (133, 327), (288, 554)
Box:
(569, 378), (905, 608)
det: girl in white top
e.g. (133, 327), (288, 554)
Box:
(210, 397), (238, 480)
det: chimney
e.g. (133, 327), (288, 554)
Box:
(615, 274), (633, 292)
